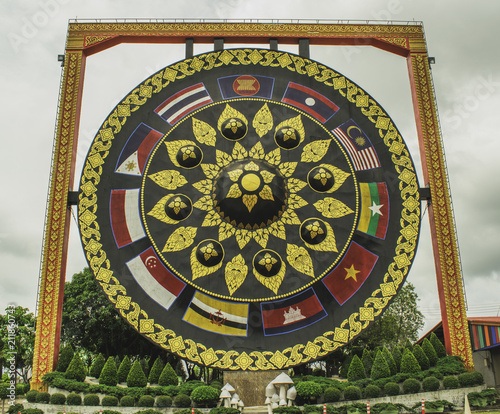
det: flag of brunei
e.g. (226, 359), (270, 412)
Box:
(357, 182), (389, 239)
(183, 291), (249, 337)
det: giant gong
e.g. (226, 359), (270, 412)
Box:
(78, 48), (420, 370)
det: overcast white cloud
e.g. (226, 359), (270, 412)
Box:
(1, 0), (499, 338)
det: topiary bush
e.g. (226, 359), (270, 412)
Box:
(323, 387), (342, 403)
(458, 371), (484, 387)
(65, 353), (87, 382)
(400, 348), (421, 374)
(35, 391), (50, 404)
(20, 409), (44, 414)
(83, 394), (100, 406)
(99, 410), (122, 414)
(371, 351), (390, 380)
(55, 343), (74, 372)
(102, 395), (119, 407)
(295, 381), (323, 404)
(175, 409), (203, 414)
(173, 393), (192, 408)
(364, 384), (381, 398)
(422, 376), (440, 392)
(347, 355), (366, 382)
(179, 380), (205, 396)
(343, 385), (361, 401)
(120, 395), (136, 407)
(412, 344), (430, 371)
(191, 385), (220, 407)
(134, 410), (163, 414)
(435, 356), (466, 375)
(430, 333), (447, 358)
(273, 407), (302, 414)
(384, 382), (400, 396)
(402, 378), (421, 394)
(158, 362), (178, 387)
(361, 349), (373, 377)
(26, 390), (39, 403)
(89, 353), (106, 378)
(127, 360), (148, 388)
(49, 393), (66, 405)
(66, 393), (82, 405)
(209, 408), (240, 414)
(148, 357), (164, 385)
(421, 338), (438, 367)
(382, 347), (397, 376)
(392, 347), (403, 372)
(340, 355), (353, 379)
(138, 395), (155, 407)
(117, 355), (132, 383)
(7, 403), (23, 414)
(443, 375), (459, 389)
(156, 395), (173, 407)
(99, 356), (118, 386)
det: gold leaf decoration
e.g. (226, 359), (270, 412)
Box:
(242, 194), (258, 212)
(147, 195), (179, 224)
(217, 104), (248, 133)
(287, 178), (308, 194)
(314, 197), (354, 218)
(192, 179), (213, 195)
(162, 227), (197, 252)
(301, 140), (331, 162)
(228, 169), (244, 182)
(201, 163), (220, 180)
(235, 229), (251, 249)
(253, 229), (270, 248)
(201, 210), (222, 227)
(226, 183), (243, 199)
(254, 258), (286, 294)
(275, 114), (305, 142)
(249, 141), (265, 159)
(165, 140), (195, 167)
(192, 117), (216, 146)
(225, 254), (248, 295)
(232, 141), (248, 160)
(216, 149), (232, 168)
(253, 103), (273, 137)
(287, 244), (314, 277)
(219, 222), (236, 242)
(148, 170), (188, 190)
(278, 162), (298, 177)
(190, 244), (223, 280)
(259, 185), (274, 201)
(265, 147), (282, 165)
(316, 164), (351, 193)
(260, 170), (275, 184)
(193, 195), (213, 211)
(281, 209), (301, 225)
(268, 220), (286, 240)
(288, 193), (308, 210)
(304, 221), (338, 253)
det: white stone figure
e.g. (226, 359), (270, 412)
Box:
(286, 386), (297, 406)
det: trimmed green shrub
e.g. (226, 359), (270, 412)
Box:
(347, 355), (366, 382)
(66, 393), (82, 405)
(273, 407), (302, 414)
(400, 348), (421, 374)
(99, 411), (122, 414)
(392, 347), (402, 372)
(340, 354), (353, 378)
(209, 408), (240, 414)
(158, 362), (178, 386)
(435, 355), (466, 375)
(50, 393), (66, 404)
(156, 395), (173, 407)
(99, 356), (118, 386)
(421, 338), (438, 367)
(467, 388), (498, 407)
(323, 387), (342, 403)
(56, 343), (74, 372)
(101, 395), (119, 407)
(458, 371), (484, 387)
(442, 375), (459, 389)
(382, 347), (397, 376)
(120, 395), (136, 407)
(402, 378), (421, 394)
(140, 358), (150, 378)
(148, 357), (164, 385)
(35, 391), (50, 404)
(117, 355), (132, 383)
(371, 351), (390, 380)
(430, 333), (447, 358)
(422, 376), (440, 391)
(26, 390), (39, 403)
(179, 380), (205, 396)
(423, 369), (444, 380)
(209, 380), (223, 390)
(83, 394), (100, 406)
(138, 395), (155, 407)
(15, 383), (26, 396)
(173, 393), (192, 408)
(412, 344), (430, 371)
(89, 353), (106, 378)
(175, 410), (202, 414)
(127, 360), (148, 388)
(384, 382), (400, 396)
(295, 381), (323, 404)
(361, 349), (373, 376)
(363, 384), (381, 398)
(65, 353), (87, 382)
(20, 409), (44, 414)
(191, 385), (220, 407)
(7, 403), (23, 414)
(343, 385), (361, 401)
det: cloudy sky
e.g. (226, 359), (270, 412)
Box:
(1, 0), (499, 338)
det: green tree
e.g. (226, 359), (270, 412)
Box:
(347, 354), (366, 382)
(430, 333), (447, 358)
(89, 353), (106, 378)
(382, 346), (397, 375)
(127, 360), (147, 387)
(392, 346), (403, 372)
(148, 356), (164, 384)
(55, 343), (74, 372)
(361, 348), (373, 376)
(370, 350), (391, 380)
(99, 356), (118, 386)
(412, 344), (430, 371)
(400, 348), (421, 374)
(0, 306), (36, 384)
(421, 338), (438, 366)
(117, 355), (132, 383)
(65, 352), (87, 382)
(159, 362), (179, 386)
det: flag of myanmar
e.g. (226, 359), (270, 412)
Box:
(357, 182), (389, 239)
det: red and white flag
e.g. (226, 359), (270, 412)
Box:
(110, 189), (146, 248)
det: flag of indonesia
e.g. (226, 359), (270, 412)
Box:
(322, 242), (378, 305)
(155, 83), (212, 125)
(282, 82), (339, 123)
(110, 189), (146, 248)
(126, 247), (186, 311)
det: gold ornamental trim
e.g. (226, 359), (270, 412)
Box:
(78, 48), (420, 370)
